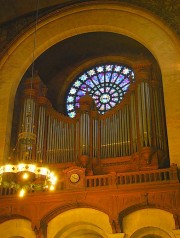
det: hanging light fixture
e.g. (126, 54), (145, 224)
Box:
(0, 0), (57, 197)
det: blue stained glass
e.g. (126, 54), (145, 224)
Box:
(73, 80), (81, 87)
(81, 84), (87, 91)
(112, 97), (118, 102)
(114, 65), (122, 72)
(105, 72), (111, 82)
(92, 76), (99, 85)
(66, 63), (133, 117)
(122, 68), (130, 75)
(106, 87), (111, 92)
(116, 75), (124, 84)
(94, 91), (101, 96)
(100, 87), (105, 93)
(67, 96), (74, 102)
(106, 65), (113, 71)
(106, 104), (110, 110)
(131, 72), (135, 79)
(77, 90), (85, 96)
(69, 112), (76, 118)
(86, 79), (94, 88)
(109, 89), (115, 94)
(70, 88), (77, 94)
(98, 73), (105, 83)
(80, 74), (88, 81)
(87, 69), (95, 76)
(111, 73), (118, 82)
(75, 96), (80, 102)
(110, 101), (116, 107)
(120, 79), (130, 87)
(96, 66), (104, 72)
(122, 85), (130, 91)
(112, 92), (118, 97)
(67, 104), (74, 110)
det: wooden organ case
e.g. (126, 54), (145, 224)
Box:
(14, 62), (169, 188)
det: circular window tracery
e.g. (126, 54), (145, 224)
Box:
(66, 64), (134, 118)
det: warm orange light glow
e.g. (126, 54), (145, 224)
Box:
(19, 188), (26, 197)
(49, 185), (55, 191)
(22, 172), (29, 180)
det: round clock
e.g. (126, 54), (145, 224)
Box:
(70, 173), (80, 183)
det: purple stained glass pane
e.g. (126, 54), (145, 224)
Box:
(109, 89), (115, 94)
(93, 95), (98, 100)
(100, 87), (105, 93)
(86, 79), (94, 88)
(111, 73), (118, 82)
(116, 75), (124, 84)
(92, 76), (99, 85)
(75, 103), (80, 107)
(105, 72), (111, 82)
(77, 90), (85, 96)
(81, 84), (87, 91)
(97, 102), (101, 107)
(109, 101), (116, 107)
(120, 79), (130, 87)
(75, 96), (80, 102)
(94, 91), (101, 96)
(112, 92), (118, 97)
(112, 97), (118, 102)
(106, 104), (110, 110)
(98, 73), (105, 83)
(106, 87), (111, 92)
(122, 84), (130, 91)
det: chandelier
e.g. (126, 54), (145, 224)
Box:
(0, 0), (57, 197)
(0, 164), (57, 197)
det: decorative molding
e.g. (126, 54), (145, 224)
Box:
(0, 0), (179, 56)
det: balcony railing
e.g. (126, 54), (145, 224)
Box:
(85, 165), (179, 188)
(0, 165), (179, 196)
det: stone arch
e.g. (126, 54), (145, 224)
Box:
(46, 208), (112, 238)
(0, 219), (35, 238)
(122, 208), (176, 238)
(130, 226), (173, 238)
(0, 1), (179, 165)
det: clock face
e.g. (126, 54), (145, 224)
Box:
(70, 173), (80, 183)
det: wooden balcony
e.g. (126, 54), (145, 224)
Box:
(0, 165), (179, 196)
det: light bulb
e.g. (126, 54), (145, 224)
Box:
(49, 185), (55, 191)
(22, 172), (29, 180)
(19, 188), (26, 197)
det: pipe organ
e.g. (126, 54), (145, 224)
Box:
(15, 63), (169, 173)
